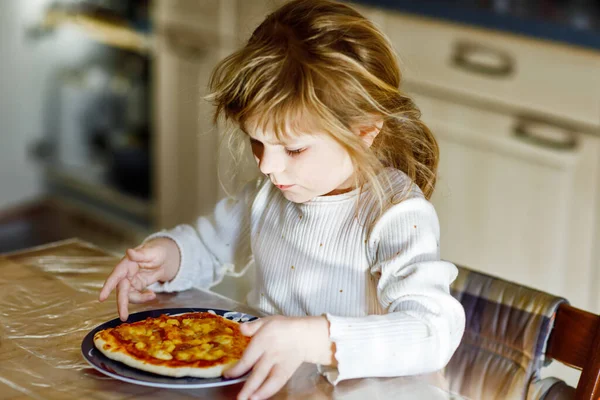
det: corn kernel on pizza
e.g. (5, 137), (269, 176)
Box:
(93, 312), (250, 378)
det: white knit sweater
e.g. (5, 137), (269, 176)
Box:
(148, 168), (465, 384)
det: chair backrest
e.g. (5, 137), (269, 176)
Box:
(449, 266), (568, 399)
(546, 303), (600, 400)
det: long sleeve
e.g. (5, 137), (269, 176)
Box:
(146, 179), (260, 293)
(321, 196), (466, 384)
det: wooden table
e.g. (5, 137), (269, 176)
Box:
(0, 239), (463, 399)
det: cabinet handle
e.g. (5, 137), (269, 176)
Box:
(451, 40), (515, 78)
(164, 27), (207, 62)
(513, 116), (578, 151)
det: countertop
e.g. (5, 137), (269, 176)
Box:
(0, 238), (463, 399)
(354, 0), (600, 51)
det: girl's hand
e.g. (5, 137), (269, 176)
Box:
(98, 238), (181, 321)
(225, 316), (335, 400)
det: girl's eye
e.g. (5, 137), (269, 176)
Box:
(286, 148), (305, 156)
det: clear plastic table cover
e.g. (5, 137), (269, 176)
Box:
(0, 239), (463, 400)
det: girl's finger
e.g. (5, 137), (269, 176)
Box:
(235, 356), (273, 400)
(126, 246), (163, 264)
(117, 279), (131, 321)
(224, 336), (265, 378)
(128, 271), (149, 292)
(250, 365), (294, 400)
(240, 319), (265, 337)
(137, 261), (159, 269)
(99, 258), (133, 302)
(129, 268), (165, 292)
(129, 289), (156, 304)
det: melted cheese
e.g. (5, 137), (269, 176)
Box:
(112, 313), (242, 362)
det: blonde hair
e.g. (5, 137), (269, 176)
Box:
(207, 0), (438, 212)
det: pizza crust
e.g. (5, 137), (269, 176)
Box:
(94, 335), (235, 378)
(92, 312), (248, 378)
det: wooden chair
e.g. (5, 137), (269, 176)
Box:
(546, 303), (600, 400)
(449, 266), (600, 399)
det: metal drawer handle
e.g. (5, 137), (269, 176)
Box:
(451, 40), (515, 78)
(513, 116), (578, 151)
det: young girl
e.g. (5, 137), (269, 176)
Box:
(99, 1), (466, 399)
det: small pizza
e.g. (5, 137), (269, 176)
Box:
(93, 312), (250, 378)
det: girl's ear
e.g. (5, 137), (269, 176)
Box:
(357, 118), (384, 148)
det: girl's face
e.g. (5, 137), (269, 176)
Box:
(247, 124), (355, 203)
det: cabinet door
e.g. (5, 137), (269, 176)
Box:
(412, 93), (600, 311)
(153, 0), (222, 35)
(385, 12), (600, 130)
(154, 25), (223, 228)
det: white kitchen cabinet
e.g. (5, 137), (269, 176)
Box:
(153, 0), (225, 37)
(384, 12), (600, 132)
(154, 1), (253, 229)
(154, 21), (229, 228)
(412, 92), (600, 312)
(382, 10), (600, 313)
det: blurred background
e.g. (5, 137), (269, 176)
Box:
(0, 0), (261, 255)
(2, 0), (600, 296)
(0, 0), (154, 252)
(0, 0), (599, 388)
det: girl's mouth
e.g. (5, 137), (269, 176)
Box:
(276, 184), (295, 190)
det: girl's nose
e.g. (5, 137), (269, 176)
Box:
(257, 148), (285, 175)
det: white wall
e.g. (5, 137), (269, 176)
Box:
(0, 0), (100, 211)
(0, 0), (46, 210)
